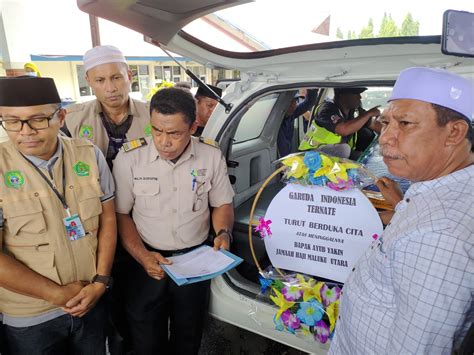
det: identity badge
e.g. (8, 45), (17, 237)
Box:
(63, 214), (87, 241)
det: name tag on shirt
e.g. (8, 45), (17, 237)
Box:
(63, 214), (86, 241)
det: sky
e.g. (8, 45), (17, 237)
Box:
(202, 0), (474, 49)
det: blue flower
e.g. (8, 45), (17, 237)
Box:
(273, 314), (284, 331)
(259, 275), (273, 294)
(296, 300), (324, 326)
(303, 152), (322, 171)
(347, 169), (358, 180)
(308, 174), (328, 186)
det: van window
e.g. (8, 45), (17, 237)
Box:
(361, 88), (392, 110)
(233, 93), (278, 143)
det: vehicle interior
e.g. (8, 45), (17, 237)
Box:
(221, 83), (395, 298)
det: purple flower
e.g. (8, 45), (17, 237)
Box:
(327, 177), (354, 191)
(281, 310), (301, 331)
(296, 300), (324, 326)
(281, 284), (303, 302)
(303, 151), (322, 171)
(314, 320), (330, 344)
(320, 284), (341, 306)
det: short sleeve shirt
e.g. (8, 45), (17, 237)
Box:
(113, 137), (235, 250)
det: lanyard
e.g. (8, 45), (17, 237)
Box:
(21, 151), (71, 217)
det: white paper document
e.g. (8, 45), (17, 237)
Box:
(165, 245), (236, 279)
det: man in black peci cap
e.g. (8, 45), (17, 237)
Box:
(300, 87), (381, 159)
(0, 76), (116, 354)
(193, 84), (222, 137)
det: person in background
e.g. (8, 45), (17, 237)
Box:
(193, 84), (222, 137)
(174, 81), (192, 91)
(278, 89), (318, 157)
(0, 76), (116, 354)
(63, 45), (147, 354)
(113, 87), (234, 354)
(63, 45), (150, 168)
(23, 62), (41, 77)
(330, 67), (473, 354)
(300, 87), (381, 159)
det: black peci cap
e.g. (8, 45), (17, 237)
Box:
(195, 84), (222, 99)
(334, 87), (367, 96)
(0, 76), (61, 107)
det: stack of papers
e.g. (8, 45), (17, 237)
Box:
(161, 245), (243, 286)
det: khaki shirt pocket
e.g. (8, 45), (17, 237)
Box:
(133, 181), (161, 215)
(12, 249), (61, 284)
(76, 184), (103, 232)
(186, 178), (212, 213)
(72, 233), (98, 281)
(0, 248), (61, 307)
(3, 198), (46, 237)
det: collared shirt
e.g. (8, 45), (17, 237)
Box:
(113, 137), (234, 250)
(0, 138), (115, 327)
(329, 165), (474, 355)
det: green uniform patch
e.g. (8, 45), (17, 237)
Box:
(123, 138), (147, 152)
(73, 161), (90, 176)
(79, 125), (93, 139)
(144, 124), (152, 137)
(5, 171), (25, 189)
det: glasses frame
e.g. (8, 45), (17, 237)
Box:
(192, 181), (206, 212)
(0, 106), (61, 132)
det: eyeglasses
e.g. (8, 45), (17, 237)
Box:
(0, 107), (61, 132)
(192, 181), (206, 212)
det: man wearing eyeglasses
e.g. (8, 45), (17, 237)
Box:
(0, 76), (116, 354)
(112, 87), (234, 355)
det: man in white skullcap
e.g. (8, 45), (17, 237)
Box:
(63, 45), (150, 168)
(63, 45), (149, 354)
(330, 67), (473, 354)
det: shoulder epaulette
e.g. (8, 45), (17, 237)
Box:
(122, 138), (147, 152)
(199, 137), (219, 149)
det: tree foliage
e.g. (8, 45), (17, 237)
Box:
(359, 18), (374, 39)
(378, 12), (399, 37)
(400, 12), (420, 36)
(352, 12), (420, 40)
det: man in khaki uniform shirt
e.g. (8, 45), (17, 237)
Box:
(63, 45), (150, 353)
(63, 45), (150, 168)
(113, 87), (234, 355)
(0, 76), (116, 354)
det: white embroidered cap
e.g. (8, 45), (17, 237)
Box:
(83, 45), (127, 72)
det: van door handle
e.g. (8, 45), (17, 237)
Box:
(227, 160), (239, 168)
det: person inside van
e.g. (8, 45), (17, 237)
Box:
(193, 84), (222, 137)
(300, 87), (381, 159)
(278, 89), (318, 157)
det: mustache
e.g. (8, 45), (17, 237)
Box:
(379, 146), (403, 159)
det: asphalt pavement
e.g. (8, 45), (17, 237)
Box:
(199, 317), (307, 355)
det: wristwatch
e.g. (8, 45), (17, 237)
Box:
(91, 274), (113, 290)
(216, 229), (233, 243)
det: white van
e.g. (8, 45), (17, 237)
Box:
(78, 1), (474, 353)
